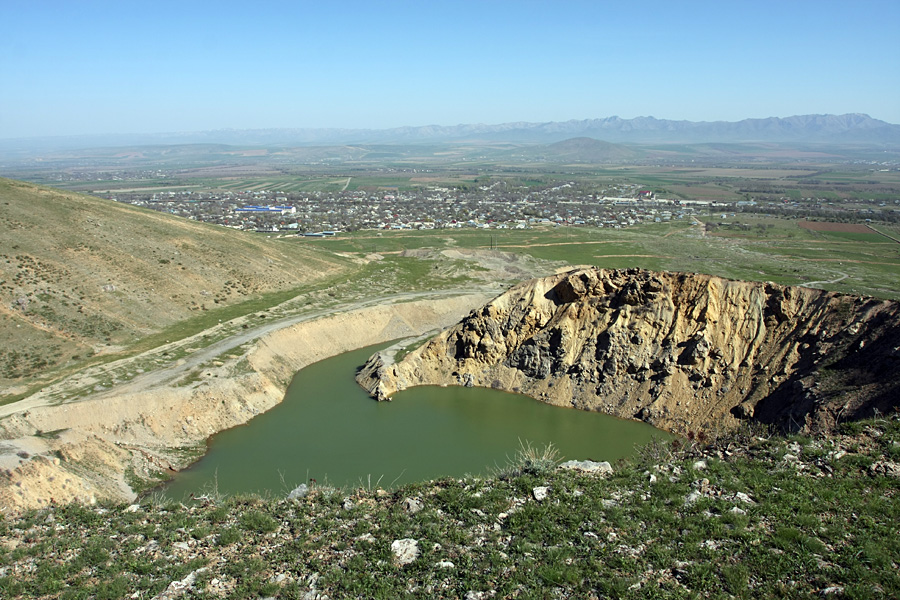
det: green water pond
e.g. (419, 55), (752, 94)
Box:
(162, 342), (671, 499)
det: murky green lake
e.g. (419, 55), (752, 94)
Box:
(163, 342), (671, 499)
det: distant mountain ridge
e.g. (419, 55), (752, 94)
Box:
(2, 114), (898, 153)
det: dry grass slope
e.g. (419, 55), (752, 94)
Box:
(0, 177), (348, 389)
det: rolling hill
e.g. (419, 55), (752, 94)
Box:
(510, 137), (641, 163)
(0, 178), (348, 389)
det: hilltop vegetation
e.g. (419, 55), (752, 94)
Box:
(1, 416), (898, 599)
(0, 178), (350, 391)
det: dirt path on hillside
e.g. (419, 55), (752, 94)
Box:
(803, 271), (850, 288)
(108, 288), (487, 395)
(0, 287), (493, 420)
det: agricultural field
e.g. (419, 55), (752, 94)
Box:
(6, 139), (899, 203)
(297, 217), (900, 300)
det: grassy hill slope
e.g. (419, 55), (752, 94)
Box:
(1, 416), (897, 599)
(0, 178), (349, 390)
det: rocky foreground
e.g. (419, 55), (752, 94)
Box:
(1, 416), (898, 599)
(358, 268), (900, 435)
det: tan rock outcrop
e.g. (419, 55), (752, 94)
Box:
(357, 268), (900, 435)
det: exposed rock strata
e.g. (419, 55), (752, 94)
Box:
(357, 268), (900, 435)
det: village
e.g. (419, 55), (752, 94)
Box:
(107, 181), (699, 234)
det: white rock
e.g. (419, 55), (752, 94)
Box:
(734, 491), (755, 504)
(152, 567), (208, 599)
(692, 459), (708, 470)
(684, 491), (702, 506)
(559, 460), (613, 476)
(391, 538), (419, 566)
(287, 484), (309, 500)
(402, 497), (423, 514)
(532, 486), (550, 501)
(435, 560), (455, 569)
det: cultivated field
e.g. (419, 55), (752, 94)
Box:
(798, 220), (873, 233)
(298, 217), (900, 300)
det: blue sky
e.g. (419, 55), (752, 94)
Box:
(2, 0), (898, 138)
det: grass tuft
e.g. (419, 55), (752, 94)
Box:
(492, 439), (561, 479)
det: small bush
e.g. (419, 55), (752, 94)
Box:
(217, 527), (241, 546)
(239, 510), (277, 534)
(493, 440), (560, 479)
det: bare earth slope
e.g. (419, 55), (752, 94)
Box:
(0, 178), (347, 388)
(358, 268), (900, 435)
(0, 293), (489, 514)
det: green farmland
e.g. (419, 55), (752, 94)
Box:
(295, 216), (900, 300)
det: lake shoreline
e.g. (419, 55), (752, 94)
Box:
(0, 293), (491, 514)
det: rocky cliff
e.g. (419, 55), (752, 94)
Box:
(357, 268), (900, 435)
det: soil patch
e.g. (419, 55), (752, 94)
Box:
(798, 220), (872, 233)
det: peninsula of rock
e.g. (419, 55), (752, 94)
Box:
(357, 268), (900, 435)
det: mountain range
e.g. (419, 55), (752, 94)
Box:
(2, 114), (898, 154)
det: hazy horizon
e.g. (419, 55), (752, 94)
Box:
(3, 0), (899, 139)
(2, 112), (898, 143)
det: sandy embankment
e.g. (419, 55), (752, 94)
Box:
(0, 294), (490, 514)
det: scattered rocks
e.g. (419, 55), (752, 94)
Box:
(869, 461), (900, 477)
(152, 567), (208, 599)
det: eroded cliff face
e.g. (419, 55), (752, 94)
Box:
(357, 268), (900, 435)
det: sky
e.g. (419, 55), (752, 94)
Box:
(2, 0), (899, 139)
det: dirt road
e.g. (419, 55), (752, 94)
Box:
(0, 287), (494, 420)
